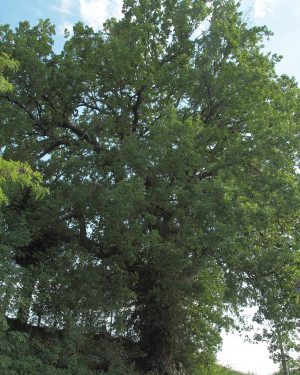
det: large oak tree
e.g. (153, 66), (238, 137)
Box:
(0, 1), (299, 374)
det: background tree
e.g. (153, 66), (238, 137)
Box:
(0, 52), (18, 92)
(0, 52), (47, 204)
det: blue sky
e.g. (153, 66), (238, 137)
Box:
(1, 1), (299, 374)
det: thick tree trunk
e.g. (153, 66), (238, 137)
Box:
(134, 267), (186, 374)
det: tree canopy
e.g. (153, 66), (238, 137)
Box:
(0, 1), (299, 374)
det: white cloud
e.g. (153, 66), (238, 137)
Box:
(254, 0), (280, 18)
(52, 0), (74, 15)
(78, 0), (123, 30)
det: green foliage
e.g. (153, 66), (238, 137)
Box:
(0, 317), (136, 375)
(0, 52), (18, 92)
(0, 0), (299, 374)
(0, 158), (48, 205)
(193, 363), (256, 375)
(0, 43), (47, 206)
